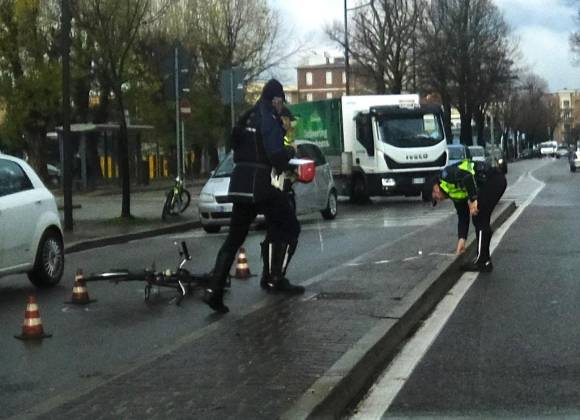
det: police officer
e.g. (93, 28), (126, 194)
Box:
(430, 158), (507, 272)
(203, 79), (304, 314)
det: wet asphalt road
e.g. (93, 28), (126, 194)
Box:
(352, 157), (580, 418)
(0, 159), (531, 418)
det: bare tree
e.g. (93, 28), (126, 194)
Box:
(76, 0), (153, 218)
(419, 0), (515, 145)
(326, 0), (425, 94)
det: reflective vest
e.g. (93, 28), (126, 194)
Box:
(439, 160), (475, 201)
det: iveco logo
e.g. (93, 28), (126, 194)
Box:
(405, 153), (428, 160)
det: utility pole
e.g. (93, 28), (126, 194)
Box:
(344, 0), (350, 96)
(61, 0), (73, 231)
(174, 45), (181, 178)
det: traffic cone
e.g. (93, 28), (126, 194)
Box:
(15, 295), (52, 340)
(233, 247), (252, 279)
(65, 269), (96, 305)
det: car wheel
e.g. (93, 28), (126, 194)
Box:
(350, 175), (369, 204)
(203, 225), (221, 234)
(28, 229), (64, 288)
(321, 190), (338, 220)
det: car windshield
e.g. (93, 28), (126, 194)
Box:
(377, 113), (444, 148)
(213, 153), (234, 178)
(448, 147), (466, 160)
(469, 147), (484, 157)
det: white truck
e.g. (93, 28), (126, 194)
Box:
(539, 140), (558, 158)
(289, 95), (449, 203)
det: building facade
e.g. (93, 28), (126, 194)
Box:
(552, 89), (580, 144)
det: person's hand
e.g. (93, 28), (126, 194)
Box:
(469, 199), (479, 216)
(456, 238), (466, 255)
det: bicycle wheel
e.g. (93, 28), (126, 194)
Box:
(161, 190), (174, 220)
(176, 189), (191, 213)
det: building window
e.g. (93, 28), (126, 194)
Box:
(306, 72), (313, 86)
(326, 71), (332, 85)
(306, 93), (313, 102)
(342, 71), (346, 85)
(564, 100), (570, 108)
(326, 92), (333, 99)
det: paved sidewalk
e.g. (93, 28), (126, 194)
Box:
(53, 178), (207, 252)
(22, 199), (516, 419)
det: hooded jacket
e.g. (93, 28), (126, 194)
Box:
(228, 79), (294, 203)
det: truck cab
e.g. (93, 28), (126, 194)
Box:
(343, 96), (448, 202)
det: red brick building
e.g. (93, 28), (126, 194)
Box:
(296, 57), (373, 103)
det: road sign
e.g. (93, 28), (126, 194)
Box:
(180, 98), (191, 117)
(219, 67), (245, 105)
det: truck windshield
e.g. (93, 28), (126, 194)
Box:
(377, 113), (444, 148)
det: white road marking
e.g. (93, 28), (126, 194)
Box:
(402, 256), (421, 262)
(374, 260), (391, 265)
(351, 169), (546, 419)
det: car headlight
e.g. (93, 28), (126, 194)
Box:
(498, 159), (504, 164)
(199, 192), (214, 202)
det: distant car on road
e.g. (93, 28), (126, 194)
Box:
(447, 144), (471, 166)
(569, 148), (580, 172)
(198, 142), (338, 233)
(556, 145), (569, 159)
(468, 145), (486, 163)
(0, 153), (65, 287)
(540, 140), (558, 158)
(485, 145), (507, 174)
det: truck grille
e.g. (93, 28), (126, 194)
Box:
(384, 151), (447, 169)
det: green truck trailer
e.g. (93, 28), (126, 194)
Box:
(289, 95), (449, 203)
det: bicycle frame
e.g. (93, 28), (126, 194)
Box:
(85, 241), (211, 305)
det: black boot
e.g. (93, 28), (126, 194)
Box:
(203, 248), (235, 313)
(265, 241), (304, 294)
(461, 228), (493, 272)
(260, 241), (270, 290)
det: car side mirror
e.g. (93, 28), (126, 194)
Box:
(210, 170), (215, 177)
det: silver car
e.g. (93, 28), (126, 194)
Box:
(198, 142), (338, 233)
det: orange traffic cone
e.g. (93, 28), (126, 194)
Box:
(233, 247), (252, 279)
(15, 295), (52, 340)
(65, 269), (96, 305)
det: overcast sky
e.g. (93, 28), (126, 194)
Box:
(268, 0), (580, 92)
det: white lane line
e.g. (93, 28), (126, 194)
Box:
(374, 260), (391, 265)
(351, 170), (546, 419)
(402, 256), (421, 262)
(351, 272), (478, 420)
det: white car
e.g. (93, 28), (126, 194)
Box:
(0, 154), (64, 287)
(198, 142), (338, 233)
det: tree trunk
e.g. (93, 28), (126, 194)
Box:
(27, 129), (49, 181)
(113, 82), (131, 218)
(474, 111), (485, 146)
(442, 101), (453, 142)
(459, 110), (473, 146)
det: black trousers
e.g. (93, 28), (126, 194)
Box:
(210, 187), (300, 290)
(472, 171), (507, 262)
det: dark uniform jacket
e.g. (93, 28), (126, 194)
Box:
(439, 160), (479, 240)
(228, 99), (294, 203)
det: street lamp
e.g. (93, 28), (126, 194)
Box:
(344, 1), (371, 96)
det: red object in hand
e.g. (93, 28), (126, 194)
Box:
(291, 159), (315, 183)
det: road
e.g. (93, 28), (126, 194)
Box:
(0, 159), (534, 418)
(351, 157), (580, 418)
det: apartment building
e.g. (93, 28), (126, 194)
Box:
(552, 89), (580, 143)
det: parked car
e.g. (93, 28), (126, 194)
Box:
(468, 145), (486, 163)
(47, 163), (61, 187)
(556, 145), (569, 159)
(569, 148), (580, 172)
(198, 142), (338, 233)
(485, 145), (508, 174)
(447, 144), (471, 166)
(0, 153), (65, 287)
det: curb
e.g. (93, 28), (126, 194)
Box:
(64, 221), (202, 254)
(280, 200), (517, 420)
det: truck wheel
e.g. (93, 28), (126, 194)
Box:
(203, 225), (221, 234)
(350, 176), (369, 204)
